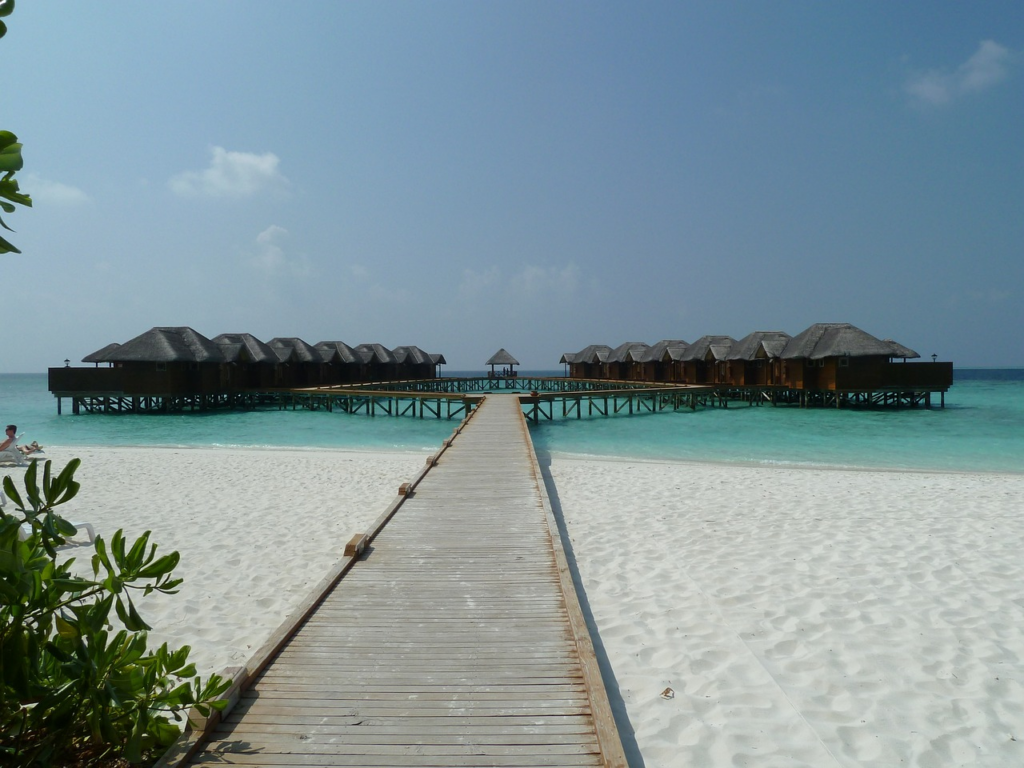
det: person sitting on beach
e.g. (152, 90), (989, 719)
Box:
(1, 424), (22, 463)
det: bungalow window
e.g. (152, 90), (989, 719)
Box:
(155, 363), (167, 372)
(838, 357), (850, 368)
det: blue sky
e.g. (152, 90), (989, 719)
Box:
(2, 1), (1021, 371)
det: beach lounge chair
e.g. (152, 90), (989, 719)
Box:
(0, 446), (27, 466)
(1, 431), (26, 466)
(0, 437), (43, 466)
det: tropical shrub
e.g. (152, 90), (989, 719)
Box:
(0, 460), (229, 766)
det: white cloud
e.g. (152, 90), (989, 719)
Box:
(21, 173), (90, 205)
(249, 225), (310, 277)
(905, 40), (1013, 107)
(169, 146), (289, 198)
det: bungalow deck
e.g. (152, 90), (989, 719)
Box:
(157, 394), (627, 768)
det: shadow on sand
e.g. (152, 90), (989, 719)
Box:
(537, 451), (647, 768)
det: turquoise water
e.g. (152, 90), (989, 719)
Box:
(2, 371), (1022, 473)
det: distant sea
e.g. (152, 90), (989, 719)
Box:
(1, 370), (1021, 474)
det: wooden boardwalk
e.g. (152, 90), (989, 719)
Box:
(169, 394), (626, 768)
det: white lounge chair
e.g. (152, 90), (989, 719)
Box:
(0, 439), (27, 466)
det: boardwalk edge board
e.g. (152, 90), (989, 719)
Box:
(517, 403), (630, 768)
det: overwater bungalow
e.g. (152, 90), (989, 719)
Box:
(213, 333), (282, 389)
(724, 331), (790, 387)
(605, 342), (650, 381)
(567, 345), (613, 379)
(49, 327), (445, 413)
(779, 322), (951, 399)
(393, 346), (436, 380)
(314, 341), (363, 385)
(354, 344), (399, 382)
(639, 340), (689, 382)
(680, 335), (736, 384)
(267, 337), (327, 388)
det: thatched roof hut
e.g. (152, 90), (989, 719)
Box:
(486, 349), (520, 367)
(100, 327), (227, 363)
(640, 340), (689, 364)
(354, 344), (398, 365)
(486, 349), (519, 377)
(315, 340), (361, 365)
(682, 335), (736, 362)
(393, 346), (434, 366)
(726, 331), (791, 361)
(212, 333), (279, 364)
(607, 342), (649, 364)
(781, 323), (918, 360)
(266, 337), (322, 363)
(572, 344), (612, 364)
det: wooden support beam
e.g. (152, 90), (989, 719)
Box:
(344, 533), (368, 557)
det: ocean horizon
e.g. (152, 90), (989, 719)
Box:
(2, 369), (1021, 475)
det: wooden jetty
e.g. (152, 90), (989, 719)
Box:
(159, 394), (627, 768)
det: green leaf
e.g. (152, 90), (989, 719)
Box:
(0, 1), (14, 20)
(0, 231), (21, 254)
(2, 475), (24, 508)
(137, 551), (181, 579)
(0, 139), (24, 173)
(55, 614), (80, 640)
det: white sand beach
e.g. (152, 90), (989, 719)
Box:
(546, 456), (1024, 768)
(6, 446), (427, 678)
(5, 446), (1023, 767)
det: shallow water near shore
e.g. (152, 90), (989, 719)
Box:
(2, 370), (1021, 473)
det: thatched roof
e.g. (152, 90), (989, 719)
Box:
(572, 344), (613, 364)
(883, 339), (921, 359)
(607, 342), (650, 364)
(101, 327), (227, 363)
(782, 323), (919, 360)
(314, 341), (361, 364)
(429, 353), (447, 366)
(559, 352), (576, 364)
(355, 344), (398, 365)
(640, 339), (689, 364)
(82, 343), (121, 363)
(267, 337), (322, 363)
(486, 349), (519, 366)
(393, 346), (434, 366)
(682, 335), (736, 362)
(212, 333), (279, 364)
(726, 331), (791, 361)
